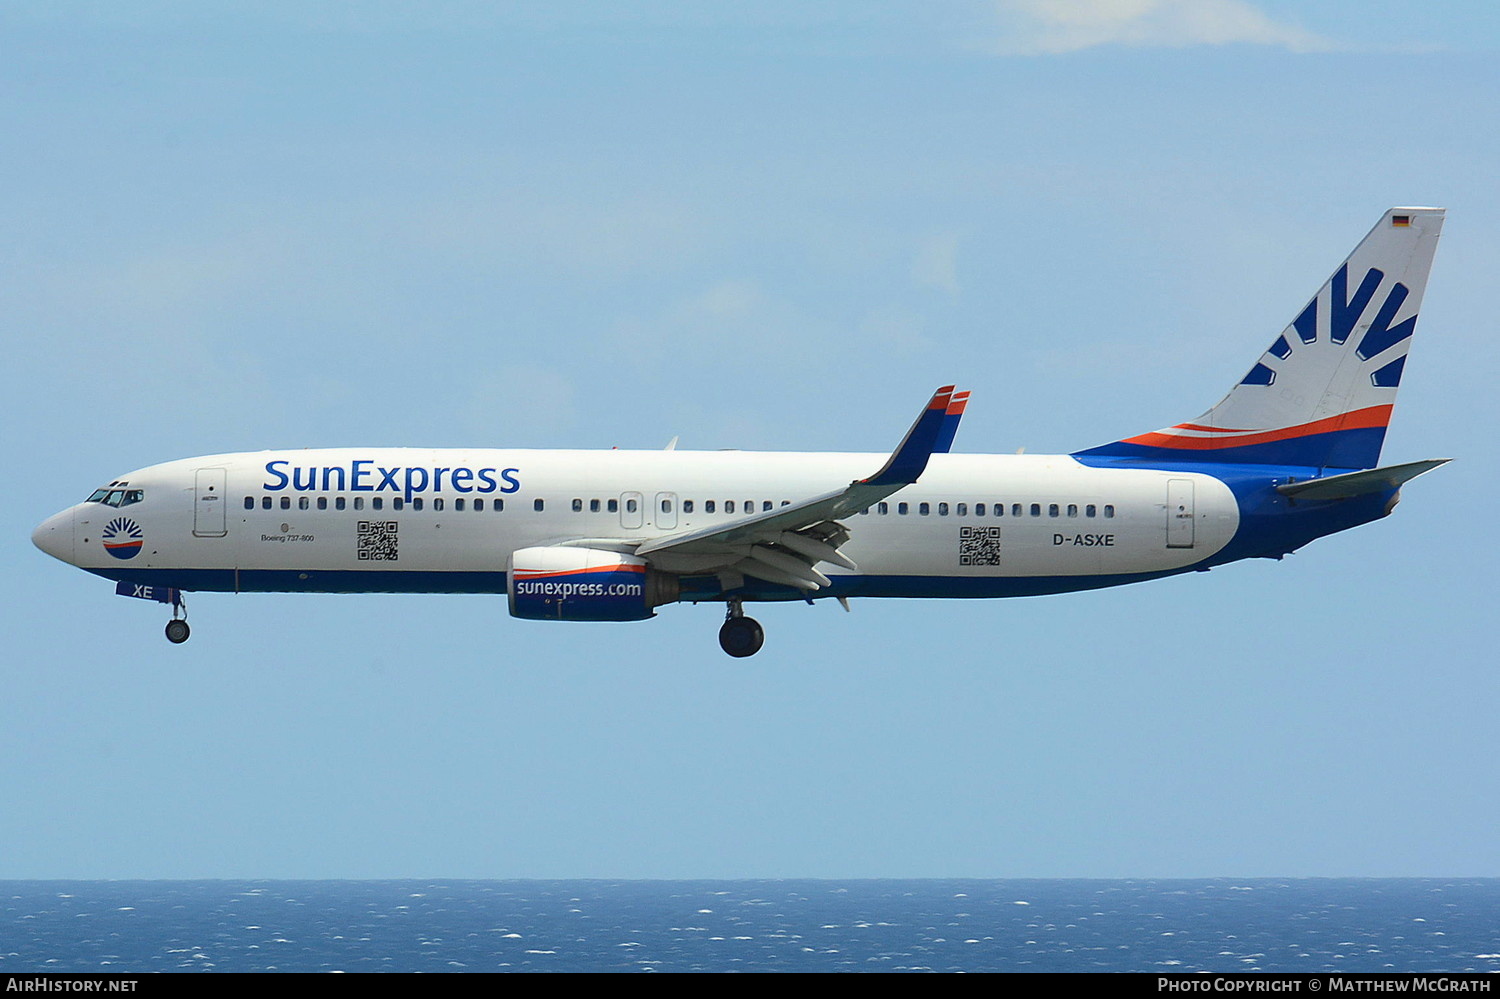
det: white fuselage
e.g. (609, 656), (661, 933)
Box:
(41, 448), (1239, 598)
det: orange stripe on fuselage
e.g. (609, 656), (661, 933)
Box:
(1122, 405), (1393, 450)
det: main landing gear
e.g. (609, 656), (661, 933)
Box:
(718, 600), (764, 658)
(164, 592), (190, 644)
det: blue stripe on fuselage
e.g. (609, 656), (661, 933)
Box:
(92, 565), (1205, 602)
(1072, 455), (1398, 563)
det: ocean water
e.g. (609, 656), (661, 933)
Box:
(2, 879), (1498, 973)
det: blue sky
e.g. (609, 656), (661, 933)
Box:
(3, 1), (1498, 878)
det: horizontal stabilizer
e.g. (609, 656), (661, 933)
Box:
(1275, 459), (1450, 501)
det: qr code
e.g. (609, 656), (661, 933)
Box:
(357, 520), (399, 561)
(959, 526), (1002, 566)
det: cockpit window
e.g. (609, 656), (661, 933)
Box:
(87, 488), (145, 507)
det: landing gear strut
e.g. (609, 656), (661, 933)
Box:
(164, 592), (190, 644)
(718, 600), (764, 658)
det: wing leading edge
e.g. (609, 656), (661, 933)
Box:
(634, 386), (961, 591)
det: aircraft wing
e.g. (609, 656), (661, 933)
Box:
(632, 386), (960, 590)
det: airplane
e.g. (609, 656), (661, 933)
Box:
(32, 207), (1447, 657)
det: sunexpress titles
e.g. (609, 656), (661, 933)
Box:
(262, 459), (521, 503)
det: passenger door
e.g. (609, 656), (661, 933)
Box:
(1166, 478), (1195, 549)
(194, 468), (228, 538)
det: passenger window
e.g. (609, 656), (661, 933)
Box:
(474, 498), (484, 511)
(534, 499), (545, 512)
(1104, 504), (1115, 518)
(607, 499), (618, 513)
(975, 503), (985, 517)
(898, 502), (909, 515)
(725, 501), (735, 513)
(957, 503), (967, 516)
(244, 497), (254, 510)
(455, 498), (465, 511)
(705, 500), (716, 513)
(572, 499), (583, 512)
(1012, 503), (1023, 517)
(938, 502), (949, 516)
(1086, 504), (1096, 518)
(317, 497), (327, 510)
(662, 499), (673, 513)
(1067, 504), (1078, 517)
(762, 501), (772, 512)
(744, 500), (753, 512)
(493, 499), (504, 511)
(281, 496), (291, 510)
(372, 498), (383, 510)
(625, 499), (636, 513)
(878, 502), (889, 515)
(297, 497), (308, 510)
(354, 497), (364, 510)
(432, 498), (442, 511)
(393, 498), (404, 511)
(590, 499), (601, 513)
(919, 502), (930, 516)
(336, 497), (346, 510)
(1048, 504), (1059, 517)
(683, 500), (694, 514)
(414, 498), (424, 511)
(1030, 503), (1041, 517)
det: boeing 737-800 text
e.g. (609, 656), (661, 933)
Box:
(33, 208), (1448, 656)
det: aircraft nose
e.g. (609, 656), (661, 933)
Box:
(32, 508), (75, 564)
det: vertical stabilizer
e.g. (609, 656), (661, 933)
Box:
(1076, 208), (1444, 469)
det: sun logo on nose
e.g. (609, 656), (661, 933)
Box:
(102, 517), (144, 560)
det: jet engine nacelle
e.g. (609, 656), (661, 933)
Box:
(507, 547), (678, 622)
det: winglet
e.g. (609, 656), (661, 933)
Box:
(933, 390), (970, 454)
(860, 385), (955, 487)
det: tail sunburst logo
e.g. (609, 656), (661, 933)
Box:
(102, 517), (144, 560)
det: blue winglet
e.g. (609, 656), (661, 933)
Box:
(861, 385), (956, 487)
(932, 389), (969, 454)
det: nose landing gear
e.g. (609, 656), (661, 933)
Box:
(718, 600), (764, 658)
(112, 581), (191, 643)
(164, 592), (190, 644)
